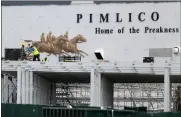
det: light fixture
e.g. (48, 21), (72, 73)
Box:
(94, 48), (104, 60)
(173, 46), (180, 55)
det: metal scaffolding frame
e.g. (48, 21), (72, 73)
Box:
(55, 83), (181, 111)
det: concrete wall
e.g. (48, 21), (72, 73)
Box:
(2, 2), (181, 62)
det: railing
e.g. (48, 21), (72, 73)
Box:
(2, 61), (181, 75)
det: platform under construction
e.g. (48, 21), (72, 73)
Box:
(1, 60), (181, 112)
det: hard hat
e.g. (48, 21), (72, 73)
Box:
(21, 42), (25, 46)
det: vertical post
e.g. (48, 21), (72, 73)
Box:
(21, 68), (26, 104)
(1, 76), (4, 103)
(44, 80), (47, 104)
(17, 67), (22, 104)
(8, 78), (13, 103)
(3, 74), (8, 103)
(12, 78), (17, 103)
(42, 78), (45, 104)
(39, 76), (42, 105)
(33, 74), (37, 104)
(164, 61), (171, 112)
(37, 76), (40, 104)
(51, 83), (56, 105)
(90, 67), (101, 107)
(29, 71), (33, 104)
(25, 70), (30, 104)
(90, 67), (96, 106)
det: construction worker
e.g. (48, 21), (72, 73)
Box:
(21, 42), (27, 60)
(27, 45), (40, 61)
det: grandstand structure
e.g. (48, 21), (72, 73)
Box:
(1, 60), (181, 112)
(1, 0), (181, 113)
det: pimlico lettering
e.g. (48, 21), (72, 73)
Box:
(76, 12), (159, 23)
(76, 12), (179, 34)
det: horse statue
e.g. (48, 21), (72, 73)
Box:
(32, 35), (69, 56)
(59, 34), (88, 57)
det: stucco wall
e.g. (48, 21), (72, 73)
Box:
(2, 2), (181, 62)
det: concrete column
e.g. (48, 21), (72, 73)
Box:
(1, 77), (4, 103)
(48, 81), (51, 104)
(164, 63), (171, 112)
(46, 80), (50, 105)
(37, 76), (40, 104)
(17, 67), (22, 104)
(42, 78), (46, 104)
(39, 76), (42, 105)
(51, 83), (56, 105)
(25, 70), (30, 104)
(33, 74), (37, 104)
(3, 74), (8, 103)
(100, 75), (113, 108)
(90, 67), (96, 106)
(90, 67), (101, 106)
(44, 79), (48, 105)
(29, 71), (33, 104)
(21, 69), (26, 104)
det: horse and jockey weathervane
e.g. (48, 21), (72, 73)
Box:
(24, 31), (88, 57)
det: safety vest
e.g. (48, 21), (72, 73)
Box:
(33, 47), (39, 55)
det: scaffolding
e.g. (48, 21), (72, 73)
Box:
(1, 73), (181, 111)
(56, 83), (181, 111)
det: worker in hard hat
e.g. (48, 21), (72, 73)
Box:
(21, 42), (27, 60)
(26, 44), (40, 61)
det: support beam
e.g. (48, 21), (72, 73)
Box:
(1, 77), (4, 103)
(100, 75), (113, 108)
(45, 79), (48, 105)
(17, 67), (22, 104)
(3, 74), (8, 103)
(25, 70), (30, 104)
(37, 76), (40, 104)
(33, 74), (37, 104)
(21, 69), (26, 104)
(51, 83), (56, 105)
(90, 67), (101, 106)
(164, 63), (171, 112)
(42, 78), (46, 104)
(39, 77), (43, 105)
(29, 71), (33, 104)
